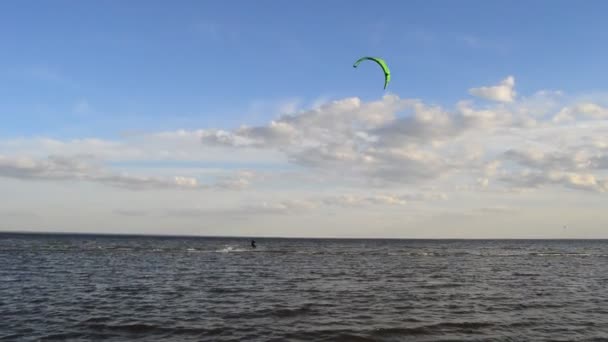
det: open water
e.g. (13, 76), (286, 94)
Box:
(1, 233), (608, 341)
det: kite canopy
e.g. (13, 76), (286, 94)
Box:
(353, 56), (391, 89)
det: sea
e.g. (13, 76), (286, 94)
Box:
(1, 233), (608, 341)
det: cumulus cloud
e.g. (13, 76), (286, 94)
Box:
(496, 143), (608, 192)
(4, 75), (608, 198)
(469, 76), (516, 102)
(197, 96), (496, 185)
(553, 103), (608, 123)
(189, 81), (608, 194)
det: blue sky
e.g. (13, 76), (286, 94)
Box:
(3, 1), (608, 138)
(2, 1), (608, 237)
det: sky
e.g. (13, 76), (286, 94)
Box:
(1, 1), (608, 238)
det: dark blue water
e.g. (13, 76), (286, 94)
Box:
(1, 233), (608, 341)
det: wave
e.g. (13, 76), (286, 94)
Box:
(529, 252), (592, 257)
(38, 332), (111, 340)
(512, 272), (541, 277)
(79, 322), (225, 337)
(216, 246), (254, 253)
(419, 282), (465, 289)
(223, 303), (316, 320)
(284, 321), (496, 341)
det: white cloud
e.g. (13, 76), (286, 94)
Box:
(4, 75), (608, 237)
(190, 85), (608, 194)
(161, 190), (447, 220)
(0, 132), (287, 165)
(0, 154), (256, 191)
(321, 191), (447, 207)
(165, 199), (318, 218)
(499, 170), (607, 193)
(553, 102), (608, 123)
(4, 80), (608, 198)
(469, 76), (517, 102)
(214, 170), (257, 190)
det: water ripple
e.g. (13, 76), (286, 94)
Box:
(1, 234), (608, 341)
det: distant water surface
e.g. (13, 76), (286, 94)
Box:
(1, 233), (608, 341)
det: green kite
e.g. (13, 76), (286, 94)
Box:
(353, 56), (391, 89)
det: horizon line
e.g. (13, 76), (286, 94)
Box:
(1, 230), (606, 240)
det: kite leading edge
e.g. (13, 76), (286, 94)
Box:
(353, 56), (391, 89)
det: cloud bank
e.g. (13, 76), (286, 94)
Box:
(0, 154), (256, 191)
(190, 77), (608, 194)
(3, 75), (608, 237)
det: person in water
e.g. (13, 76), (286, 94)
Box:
(251, 239), (256, 248)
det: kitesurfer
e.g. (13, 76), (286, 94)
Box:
(251, 239), (256, 249)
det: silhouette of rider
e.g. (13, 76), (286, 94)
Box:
(251, 239), (256, 248)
